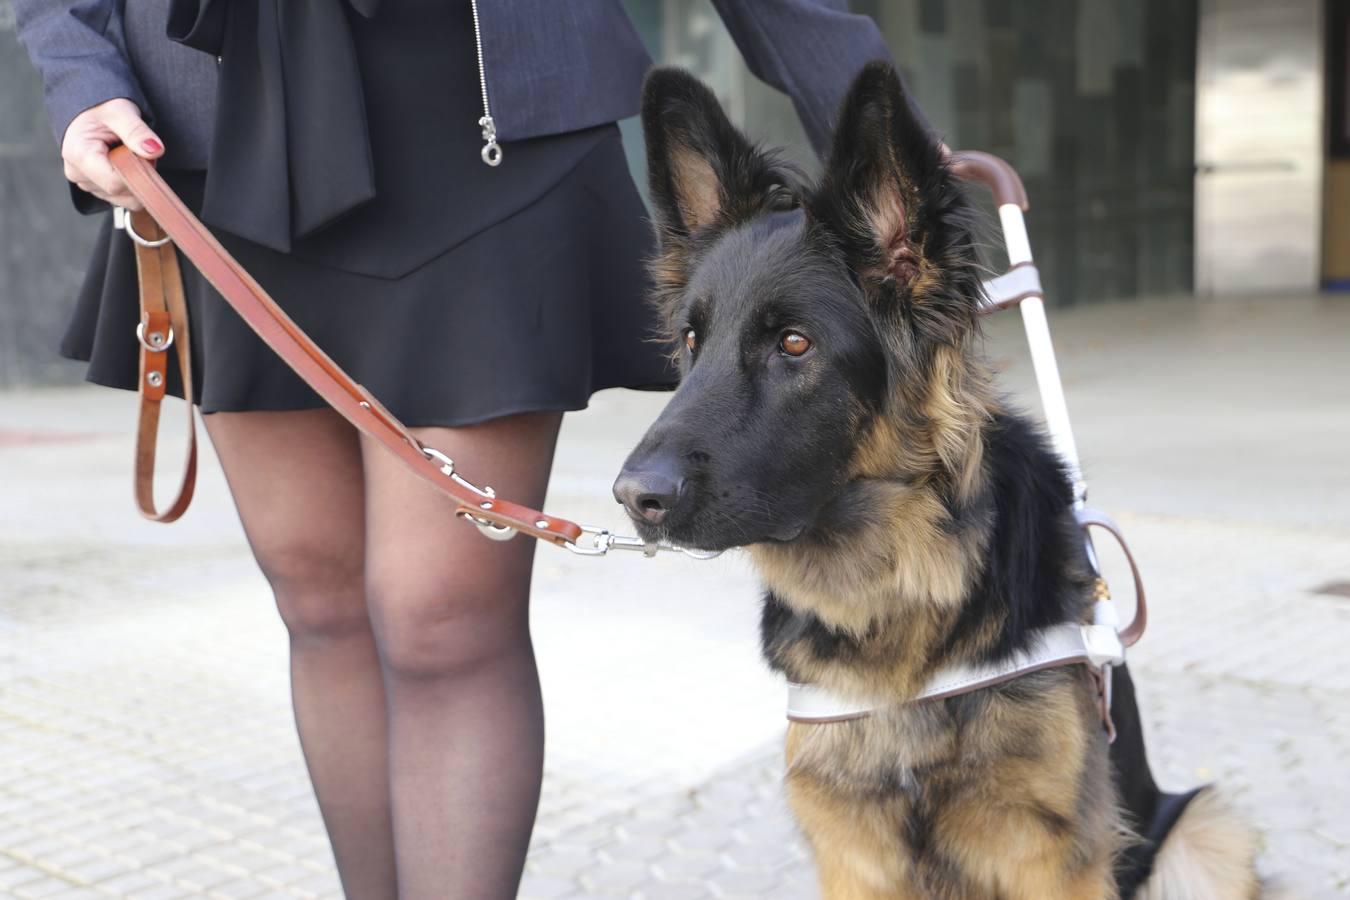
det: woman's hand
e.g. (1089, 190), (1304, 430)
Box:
(61, 98), (165, 209)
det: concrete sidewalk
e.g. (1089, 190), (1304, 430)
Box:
(2, 293), (1348, 898)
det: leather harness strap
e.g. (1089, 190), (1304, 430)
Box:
(1076, 507), (1147, 647)
(127, 209), (198, 522)
(108, 145), (583, 545)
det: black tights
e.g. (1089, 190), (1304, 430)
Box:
(205, 408), (561, 899)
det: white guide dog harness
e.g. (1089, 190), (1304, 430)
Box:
(784, 510), (1147, 741)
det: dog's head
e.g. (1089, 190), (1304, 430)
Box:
(614, 63), (987, 552)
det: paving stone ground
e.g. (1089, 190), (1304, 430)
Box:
(2, 294), (1348, 898)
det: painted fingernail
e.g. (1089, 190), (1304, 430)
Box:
(142, 138), (163, 154)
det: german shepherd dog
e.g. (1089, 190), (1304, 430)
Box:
(614, 64), (1260, 899)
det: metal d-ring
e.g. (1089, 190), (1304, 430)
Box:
(136, 321), (174, 352)
(114, 207), (172, 248)
(457, 503), (518, 541)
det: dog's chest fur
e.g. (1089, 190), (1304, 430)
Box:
(777, 660), (1121, 898)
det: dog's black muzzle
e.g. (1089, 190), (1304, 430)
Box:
(612, 458), (686, 527)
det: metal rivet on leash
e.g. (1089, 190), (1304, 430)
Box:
(146, 371), (163, 387)
(136, 322), (174, 352)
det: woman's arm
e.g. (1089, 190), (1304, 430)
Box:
(14, 0), (150, 146)
(709, 0), (930, 156)
(14, 0), (164, 209)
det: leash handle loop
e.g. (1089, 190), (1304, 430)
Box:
(124, 206), (198, 522)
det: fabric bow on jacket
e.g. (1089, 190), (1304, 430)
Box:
(167, 0), (380, 252)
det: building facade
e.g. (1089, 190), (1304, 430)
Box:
(630, 0), (1333, 306)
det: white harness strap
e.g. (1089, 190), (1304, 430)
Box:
(786, 612), (1126, 725)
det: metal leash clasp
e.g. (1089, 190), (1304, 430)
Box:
(563, 524), (722, 560)
(420, 446), (517, 541)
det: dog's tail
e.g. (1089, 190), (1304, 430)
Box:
(1133, 788), (1261, 899)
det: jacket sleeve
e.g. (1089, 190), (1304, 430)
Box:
(13, 0), (150, 147)
(710, 0), (923, 156)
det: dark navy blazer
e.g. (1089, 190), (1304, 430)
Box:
(16, 0), (897, 163)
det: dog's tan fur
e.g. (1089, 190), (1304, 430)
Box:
(783, 671), (1121, 899)
(1134, 790), (1261, 900)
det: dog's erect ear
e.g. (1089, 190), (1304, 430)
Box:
(813, 62), (952, 291)
(642, 68), (795, 242)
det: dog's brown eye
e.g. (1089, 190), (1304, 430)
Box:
(780, 332), (812, 357)
(684, 329), (697, 352)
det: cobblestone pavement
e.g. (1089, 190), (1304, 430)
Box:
(2, 295), (1349, 898)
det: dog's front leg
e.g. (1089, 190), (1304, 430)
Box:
(785, 773), (922, 899)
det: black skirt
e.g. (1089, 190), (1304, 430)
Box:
(63, 134), (676, 426)
(61, 1), (676, 426)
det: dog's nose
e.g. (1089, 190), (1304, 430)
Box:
(613, 469), (685, 525)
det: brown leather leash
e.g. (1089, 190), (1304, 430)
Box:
(119, 207), (198, 521)
(109, 144), (645, 552)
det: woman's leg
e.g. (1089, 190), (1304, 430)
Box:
(361, 411), (562, 900)
(203, 409), (397, 899)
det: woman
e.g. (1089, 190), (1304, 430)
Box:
(15, 1), (900, 896)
